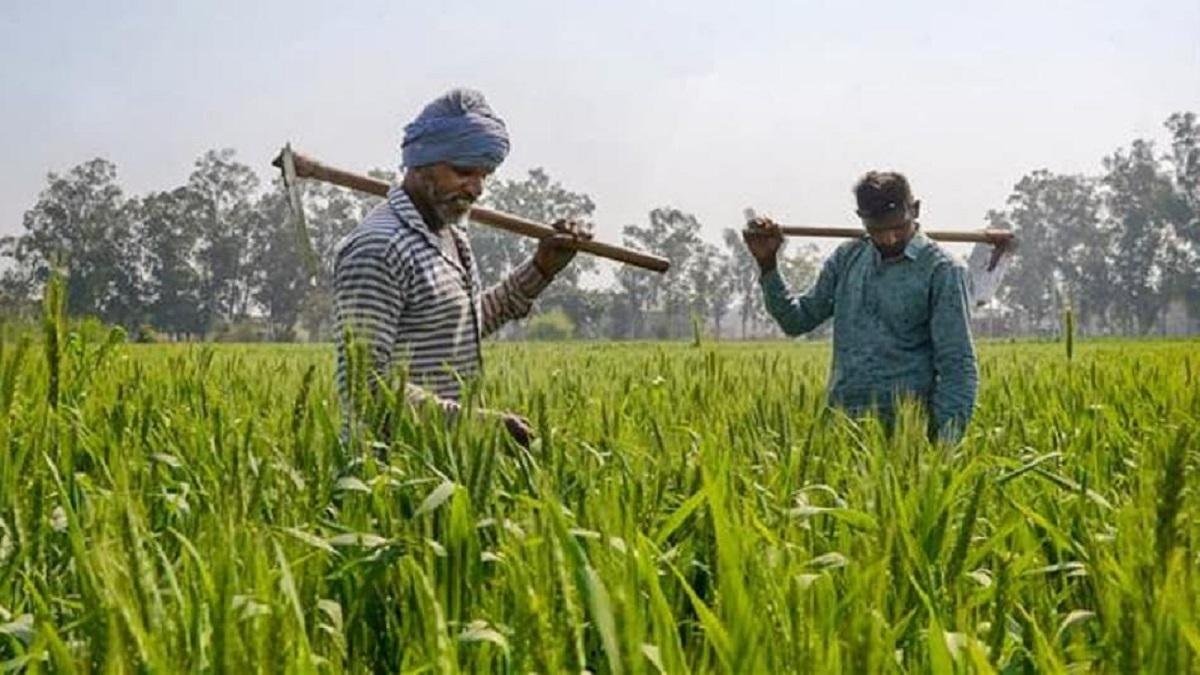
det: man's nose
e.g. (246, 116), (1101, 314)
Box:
(462, 176), (484, 199)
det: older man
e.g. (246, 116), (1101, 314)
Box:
(335, 88), (590, 445)
(743, 171), (978, 442)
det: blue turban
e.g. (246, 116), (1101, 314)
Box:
(401, 88), (510, 170)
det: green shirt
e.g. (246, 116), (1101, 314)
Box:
(760, 231), (978, 441)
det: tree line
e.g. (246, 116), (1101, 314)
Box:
(1, 111), (1196, 340)
(992, 112), (1198, 335)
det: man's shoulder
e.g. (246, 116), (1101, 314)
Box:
(914, 235), (965, 273)
(334, 203), (422, 262)
(829, 237), (870, 266)
(834, 237), (867, 254)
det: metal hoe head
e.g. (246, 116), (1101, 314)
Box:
(965, 237), (1017, 308)
(278, 143), (320, 278)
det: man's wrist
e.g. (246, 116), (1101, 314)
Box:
(757, 258), (778, 275)
(532, 255), (556, 278)
(512, 258), (554, 300)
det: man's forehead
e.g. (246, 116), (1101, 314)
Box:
(448, 163), (493, 176)
(861, 209), (911, 231)
(429, 162), (493, 178)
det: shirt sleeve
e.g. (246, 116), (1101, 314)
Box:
(759, 252), (838, 336)
(479, 258), (551, 337)
(334, 241), (457, 417)
(929, 261), (979, 442)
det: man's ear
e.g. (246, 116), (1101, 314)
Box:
(404, 164), (427, 184)
(910, 200), (921, 220)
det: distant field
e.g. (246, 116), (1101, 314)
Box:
(1, 336), (1197, 672)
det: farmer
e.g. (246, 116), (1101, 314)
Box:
(334, 88), (591, 446)
(743, 171), (978, 442)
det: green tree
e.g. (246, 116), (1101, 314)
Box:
(1102, 140), (1180, 333)
(686, 242), (733, 339)
(723, 227), (765, 338)
(249, 182), (312, 341)
(1051, 178), (1111, 332)
(478, 168), (596, 286)
(619, 208), (701, 338)
(189, 149), (260, 332)
(995, 171), (1110, 332)
(137, 187), (205, 338)
(612, 259), (654, 339)
(1162, 112), (1199, 319)
(1164, 112), (1199, 230)
(10, 158), (142, 327)
(479, 168), (598, 336)
(0, 237), (37, 321)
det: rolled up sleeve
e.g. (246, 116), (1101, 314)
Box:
(479, 258), (551, 337)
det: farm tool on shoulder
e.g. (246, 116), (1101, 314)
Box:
(742, 208), (1017, 307)
(272, 143), (671, 276)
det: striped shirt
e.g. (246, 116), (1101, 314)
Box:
(334, 184), (549, 414)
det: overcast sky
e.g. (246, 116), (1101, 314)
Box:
(2, 0), (1197, 253)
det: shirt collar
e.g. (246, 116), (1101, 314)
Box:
(902, 229), (931, 260)
(387, 184), (473, 278)
(863, 227), (929, 266)
(388, 184), (436, 240)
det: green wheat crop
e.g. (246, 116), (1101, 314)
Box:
(0, 302), (1196, 672)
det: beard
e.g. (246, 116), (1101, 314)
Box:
(431, 198), (472, 228)
(415, 176), (475, 228)
(874, 240), (907, 259)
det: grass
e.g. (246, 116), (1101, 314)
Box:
(0, 308), (1197, 671)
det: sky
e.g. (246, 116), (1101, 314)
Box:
(2, 0), (1197, 257)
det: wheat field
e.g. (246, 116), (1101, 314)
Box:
(0, 292), (1196, 672)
